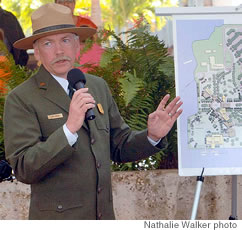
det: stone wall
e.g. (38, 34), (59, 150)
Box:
(0, 169), (241, 220)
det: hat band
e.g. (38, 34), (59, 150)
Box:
(33, 24), (76, 35)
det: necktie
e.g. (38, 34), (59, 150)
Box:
(68, 84), (75, 99)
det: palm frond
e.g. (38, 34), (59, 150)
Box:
(119, 70), (143, 106)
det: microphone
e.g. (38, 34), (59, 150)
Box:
(67, 68), (95, 120)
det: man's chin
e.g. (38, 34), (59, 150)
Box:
(51, 67), (73, 78)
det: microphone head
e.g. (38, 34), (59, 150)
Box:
(67, 68), (86, 88)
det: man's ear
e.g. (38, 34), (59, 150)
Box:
(75, 40), (81, 55)
(33, 44), (42, 66)
(33, 45), (40, 62)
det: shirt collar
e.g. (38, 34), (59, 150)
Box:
(51, 74), (69, 94)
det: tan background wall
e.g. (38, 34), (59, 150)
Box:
(0, 169), (241, 220)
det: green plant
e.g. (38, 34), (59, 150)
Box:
(0, 23), (179, 170)
(0, 41), (35, 161)
(82, 23), (178, 171)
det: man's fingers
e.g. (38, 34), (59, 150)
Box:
(165, 96), (181, 114)
(71, 88), (90, 100)
(71, 97), (96, 111)
(168, 101), (183, 117)
(71, 89), (95, 105)
(157, 94), (170, 111)
(148, 111), (156, 120)
(171, 108), (183, 122)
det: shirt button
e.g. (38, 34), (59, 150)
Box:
(98, 187), (102, 194)
(91, 138), (95, 145)
(57, 205), (63, 210)
(96, 162), (101, 169)
(98, 213), (102, 219)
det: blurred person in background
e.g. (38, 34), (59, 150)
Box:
(0, 28), (11, 94)
(0, 0), (29, 66)
(55, 0), (104, 72)
(55, 0), (98, 28)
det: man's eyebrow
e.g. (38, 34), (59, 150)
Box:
(39, 38), (53, 43)
(62, 35), (74, 39)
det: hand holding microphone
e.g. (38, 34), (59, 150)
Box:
(66, 68), (96, 134)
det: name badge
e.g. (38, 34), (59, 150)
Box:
(47, 113), (63, 119)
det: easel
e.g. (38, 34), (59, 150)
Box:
(190, 169), (238, 220)
(229, 175), (238, 220)
(190, 168), (205, 220)
(155, 4), (242, 221)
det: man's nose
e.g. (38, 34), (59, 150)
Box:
(55, 42), (64, 54)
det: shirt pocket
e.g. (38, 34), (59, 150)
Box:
(94, 116), (109, 133)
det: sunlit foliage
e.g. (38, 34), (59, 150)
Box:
(1, 0), (178, 36)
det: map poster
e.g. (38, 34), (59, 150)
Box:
(173, 14), (242, 176)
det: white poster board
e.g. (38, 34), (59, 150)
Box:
(156, 7), (242, 176)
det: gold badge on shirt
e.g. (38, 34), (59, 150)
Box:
(97, 103), (104, 115)
(47, 113), (63, 119)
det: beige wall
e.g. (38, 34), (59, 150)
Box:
(0, 169), (241, 220)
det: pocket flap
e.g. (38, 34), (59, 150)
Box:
(38, 197), (83, 212)
(95, 116), (109, 132)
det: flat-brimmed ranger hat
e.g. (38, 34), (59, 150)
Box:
(14, 3), (96, 50)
